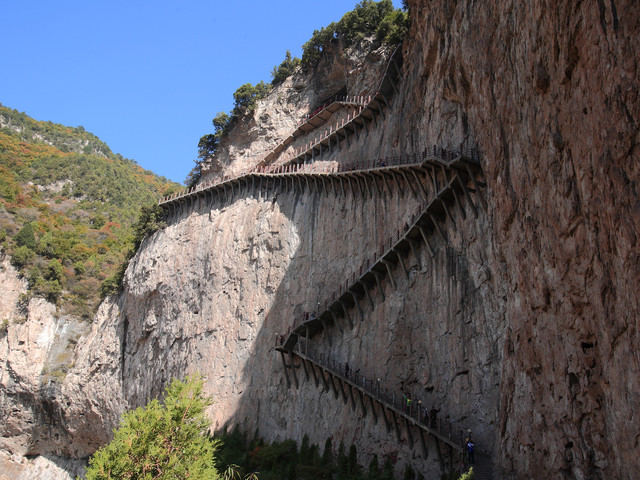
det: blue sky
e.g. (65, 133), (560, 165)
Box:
(2, 1), (401, 184)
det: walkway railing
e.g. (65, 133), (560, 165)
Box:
(287, 201), (426, 333)
(159, 145), (478, 206)
(283, 341), (468, 454)
(298, 95), (369, 127)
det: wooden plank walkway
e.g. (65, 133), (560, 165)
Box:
(276, 153), (484, 352)
(274, 344), (469, 472)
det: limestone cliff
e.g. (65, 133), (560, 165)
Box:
(1, 1), (638, 479)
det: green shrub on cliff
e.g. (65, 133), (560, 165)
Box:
(301, 0), (408, 68)
(271, 50), (301, 86)
(82, 375), (221, 480)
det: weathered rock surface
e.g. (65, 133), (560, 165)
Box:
(1, 1), (638, 479)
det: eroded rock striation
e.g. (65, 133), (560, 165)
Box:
(0, 1), (638, 479)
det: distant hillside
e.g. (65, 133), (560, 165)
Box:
(0, 104), (179, 319)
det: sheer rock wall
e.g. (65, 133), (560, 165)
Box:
(1, 2), (638, 479)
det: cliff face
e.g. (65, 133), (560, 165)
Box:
(398, 1), (638, 477)
(1, 1), (638, 479)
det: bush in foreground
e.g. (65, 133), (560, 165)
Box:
(82, 375), (220, 480)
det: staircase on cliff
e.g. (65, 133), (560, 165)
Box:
(158, 44), (494, 478)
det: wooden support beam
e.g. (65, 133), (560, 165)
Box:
(465, 163), (488, 211)
(319, 366), (330, 392)
(427, 165), (438, 193)
(357, 173), (372, 198)
(369, 396), (378, 425)
(348, 384), (357, 411)
(410, 168), (429, 201)
(310, 360), (319, 387)
(380, 405), (392, 433)
(371, 108), (379, 127)
(328, 373), (340, 399)
(330, 310), (344, 334)
(387, 73), (399, 95)
(301, 357), (309, 381)
(339, 176), (346, 197)
(456, 172), (479, 219)
(440, 198), (457, 230)
(391, 170), (404, 194)
(394, 248), (409, 279)
(321, 318), (332, 346)
(391, 410), (402, 443)
(451, 181), (467, 220)
(381, 259), (397, 290)
(428, 212), (447, 242)
(331, 176), (339, 196)
(349, 290), (364, 322)
(380, 93), (389, 110)
(419, 428), (429, 458)
(405, 417), (414, 449)
(361, 115), (370, 134)
(353, 175), (364, 197)
(360, 280), (375, 310)
(337, 377), (349, 403)
(373, 271), (386, 301)
(408, 238), (422, 270)
(381, 172), (393, 195)
(399, 170), (418, 197)
(305, 326), (309, 355)
(392, 58), (402, 76)
(358, 390), (368, 417)
(339, 300), (354, 329)
(280, 351), (291, 388)
(368, 172), (381, 196)
(343, 130), (351, 148)
(436, 439), (445, 473)
(417, 225), (435, 257)
(288, 350), (299, 389)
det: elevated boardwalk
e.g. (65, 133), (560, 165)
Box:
(276, 150), (485, 352)
(261, 95), (369, 166)
(264, 45), (404, 169)
(275, 343), (469, 472)
(158, 146), (484, 225)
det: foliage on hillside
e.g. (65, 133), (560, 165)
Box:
(0, 104), (179, 319)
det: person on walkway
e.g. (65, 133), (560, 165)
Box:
(430, 405), (440, 429)
(406, 393), (412, 415)
(467, 438), (475, 465)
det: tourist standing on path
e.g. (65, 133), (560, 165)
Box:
(466, 438), (475, 465)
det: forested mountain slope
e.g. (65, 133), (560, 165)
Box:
(0, 104), (178, 319)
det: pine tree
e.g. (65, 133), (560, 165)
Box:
(82, 375), (220, 480)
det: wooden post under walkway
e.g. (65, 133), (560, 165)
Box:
(278, 348), (466, 454)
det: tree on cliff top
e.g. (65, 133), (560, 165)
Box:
(301, 0), (407, 68)
(82, 375), (221, 480)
